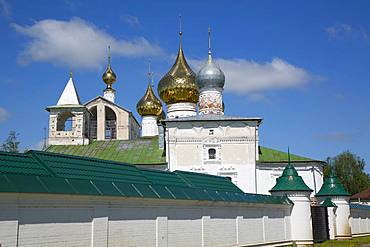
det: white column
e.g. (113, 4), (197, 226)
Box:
(332, 196), (352, 239)
(167, 102), (196, 118)
(91, 217), (108, 247)
(156, 216), (168, 247)
(273, 191), (313, 246)
(327, 207), (337, 240)
(141, 116), (159, 137)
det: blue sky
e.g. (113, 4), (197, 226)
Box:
(0, 0), (369, 171)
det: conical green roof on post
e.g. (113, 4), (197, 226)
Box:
(270, 148), (313, 192)
(316, 174), (350, 197)
(320, 197), (337, 207)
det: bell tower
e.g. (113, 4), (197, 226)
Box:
(46, 72), (90, 146)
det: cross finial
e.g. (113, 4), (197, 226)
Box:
(179, 14), (182, 36)
(108, 45), (111, 68)
(148, 60), (154, 87)
(288, 146), (291, 165)
(208, 26), (212, 55)
(69, 69), (73, 78)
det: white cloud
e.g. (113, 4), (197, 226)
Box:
(12, 18), (165, 69)
(0, 0), (11, 18)
(122, 15), (140, 27)
(191, 58), (311, 94)
(0, 107), (10, 122)
(326, 24), (370, 43)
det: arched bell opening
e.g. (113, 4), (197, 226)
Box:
(105, 106), (117, 140)
(89, 106), (97, 139)
(56, 112), (75, 131)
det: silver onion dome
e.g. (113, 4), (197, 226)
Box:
(196, 55), (225, 90)
(196, 28), (225, 90)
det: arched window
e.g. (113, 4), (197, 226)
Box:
(56, 112), (75, 131)
(208, 148), (216, 160)
(105, 106), (117, 140)
(89, 106), (97, 139)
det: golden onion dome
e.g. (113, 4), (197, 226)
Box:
(137, 84), (163, 116)
(102, 46), (117, 89)
(157, 33), (199, 104)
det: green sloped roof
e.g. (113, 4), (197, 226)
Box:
(45, 137), (166, 165)
(270, 151), (313, 193)
(321, 197), (337, 207)
(174, 170), (243, 193)
(259, 146), (314, 162)
(0, 150), (291, 205)
(316, 175), (350, 197)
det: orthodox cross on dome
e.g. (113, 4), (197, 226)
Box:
(208, 26), (212, 55)
(148, 60), (154, 87)
(108, 45), (111, 68)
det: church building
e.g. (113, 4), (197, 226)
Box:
(45, 25), (324, 195)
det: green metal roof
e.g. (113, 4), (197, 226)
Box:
(46, 139), (319, 165)
(320, 197), (337, 207)
(316, 175), (350, 197)
(0, 150), (291, 205)
(259, 146), (314, 162)
(45, 137), (166, 165)
(270, 151), (313, 192)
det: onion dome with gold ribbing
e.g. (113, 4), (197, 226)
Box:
(137, 84), (163, 116)
(102, 46), (117, 89)
(157, 33), (199, 104)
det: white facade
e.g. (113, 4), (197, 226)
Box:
(141, 116), (159, 137)
(164, 116), (261, 193)
(256, 162), (324, 196)
(0, 193), (293, 247)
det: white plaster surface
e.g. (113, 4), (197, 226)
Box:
(0, 193), (292, 247)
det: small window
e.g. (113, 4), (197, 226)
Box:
(209, 129), (214, 135)
(208, 148), (216, 159)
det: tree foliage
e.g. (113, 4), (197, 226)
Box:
(325, 151), (370, 195)
(1, 131), (20, 153)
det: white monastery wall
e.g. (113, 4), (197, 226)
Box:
(166, 120), (259, 193)
(350, 206), (370, 237)
(0, 193), (292, 247)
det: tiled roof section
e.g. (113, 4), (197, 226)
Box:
(0, 150), (292, 205)
(0, 151), (51, 176)
(350, 188), (370, 200)
(174, 170), (243, 193)
(46, 137), (166, 165)
(259, 146), (314, 162)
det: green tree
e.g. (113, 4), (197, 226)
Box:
(326, 151), (370, 195)
(1, 131), (20, 153)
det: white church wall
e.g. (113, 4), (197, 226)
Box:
(0, 193), (292, 247)
(165, 119), (260, 193)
